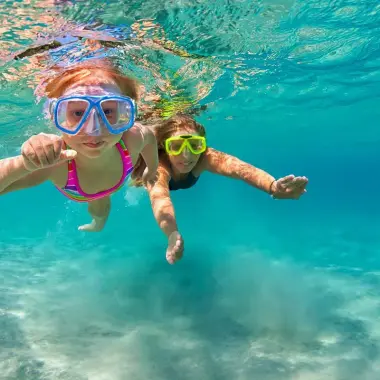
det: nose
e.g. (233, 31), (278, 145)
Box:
(83, 109), (102, 136)
(182, 146), (192, 159)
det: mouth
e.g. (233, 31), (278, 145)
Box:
(83, 141), (105, 149)
(180, 162), (194, 167)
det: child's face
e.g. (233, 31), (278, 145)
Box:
(59, 83), (126, 158)
(167, 129), (203, 174)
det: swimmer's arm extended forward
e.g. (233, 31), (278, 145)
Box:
(0, 134), (74, 195)
(0, 155), (50, 194)
(146, 165), (184, 264)
(204, 148), (275, 193)
(147, 166), (178, 237)
(204, 148), (308, 199)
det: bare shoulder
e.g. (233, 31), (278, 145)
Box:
(121, 123), (146, 162)
(122, 123), (143, 143)
(135, 122), (155, 136)
(123, 121), (154, 143)
(158, 156), (171, 177)
(154, 159), (171, 185)
(197, 147), (224, 172)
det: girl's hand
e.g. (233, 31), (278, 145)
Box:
(166, 231), (184, 264)
(21, 133), (77, 172)
(271, 175), (308, 199)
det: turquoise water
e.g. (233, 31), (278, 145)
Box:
(1, 0), (380, 379)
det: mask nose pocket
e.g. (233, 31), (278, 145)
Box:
(82, 109), (103, 136)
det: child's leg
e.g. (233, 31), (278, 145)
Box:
(78, 196), (111, 232)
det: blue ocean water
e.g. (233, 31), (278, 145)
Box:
(1, 0), (380, 379)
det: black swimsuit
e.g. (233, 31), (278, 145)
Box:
(168, 172), (200, 191)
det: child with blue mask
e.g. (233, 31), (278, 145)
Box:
(0, 59), (158, 232)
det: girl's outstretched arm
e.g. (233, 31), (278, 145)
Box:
(0, 133), (73, 194)
(204, 148), (275, 193)
(204, 148), (308, 199)
(146, 164), (178, 237)
(0, 157), (51, 194)
(146, 164), (184, 264)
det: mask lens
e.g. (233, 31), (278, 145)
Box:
(56, 98), (90, 132)
(54, 96), (135, 135)
(188, 138), (205, 153)
(167, 139), (185, 154)
(100, 98), (134, 131)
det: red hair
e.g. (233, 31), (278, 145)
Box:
(43, 58), (140, 100)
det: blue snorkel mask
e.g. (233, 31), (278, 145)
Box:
(47, 94), (136, 136)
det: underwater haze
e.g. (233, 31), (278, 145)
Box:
(0, 0), (379, 379)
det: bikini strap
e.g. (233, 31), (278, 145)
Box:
(118, 138), (129, 154)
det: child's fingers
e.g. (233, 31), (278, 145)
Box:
(53, 138), (63, 161)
